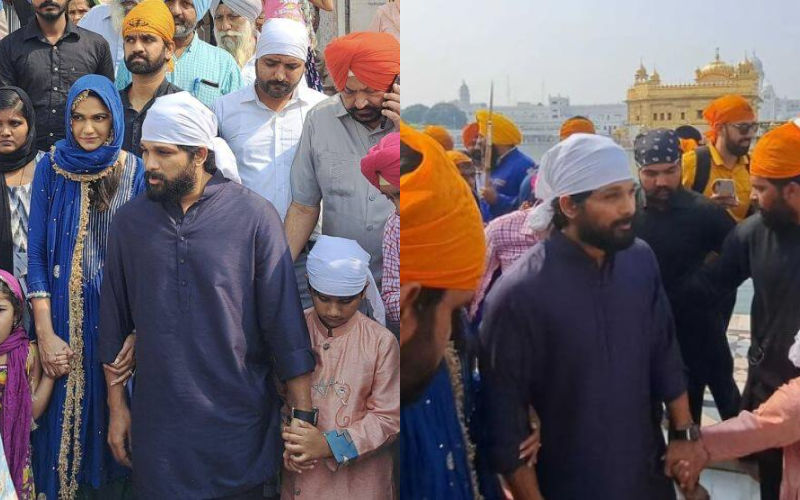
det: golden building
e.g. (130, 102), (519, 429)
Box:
(626, 50), (760, 133)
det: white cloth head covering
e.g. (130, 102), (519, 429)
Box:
(211, 0), (261, 22)
(307, 236), (386, 326)
(789, 330), (800, 368)
(255, 18), (309, 61)
(141, 92), (241, 184)
(528, 133), (633, 232)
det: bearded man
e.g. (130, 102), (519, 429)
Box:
(211, 0), (260, 81)
(214, 18), (325, 307)
(100, 90), (315, 499)
(480, 133), (692, 500)
(284, 31), (400, 286)
(78, 0), (140, 73)
(116, 0), (243, 107)
(118, 0), (181, 156)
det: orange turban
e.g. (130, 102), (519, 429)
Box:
(324, 32), (400, 92)
(476, 110), (522, 146)
(462, 122), (479, 148)
(122, 0), (175, 70)
(750, 121), (800, 179)
(361, 132), (400, 189)
(559, 117), (595, 140)
(679, 138), (698, 153)
(703, 95), (755, 142)
(400, 123), (486, 291)
(423, 125), (454, 151)
(446, 150), (472, 166)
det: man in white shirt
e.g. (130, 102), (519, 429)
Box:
(78, 0), (139, 73)
(214, 18), (325, 307)
(214, 18), (324, 220)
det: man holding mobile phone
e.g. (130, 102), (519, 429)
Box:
(681, 94), (757, 223)
(285, 31), (400, 288)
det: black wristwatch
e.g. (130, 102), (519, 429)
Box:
(668, 423), (700, 442)
(291, 407), (319, 426)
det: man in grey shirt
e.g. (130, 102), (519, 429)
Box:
(284, 31), (400, 284)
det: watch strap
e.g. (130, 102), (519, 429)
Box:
(291, 407), (319, 426)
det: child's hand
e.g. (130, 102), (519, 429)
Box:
(282, 419), (333, 463)
(282, 448), (317, 474)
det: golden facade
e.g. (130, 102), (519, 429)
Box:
(626, 50), (760, 132)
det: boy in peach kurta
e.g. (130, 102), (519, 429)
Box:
(281, 236), (399, 499)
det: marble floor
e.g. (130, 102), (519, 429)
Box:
(685, 313), (761, 499)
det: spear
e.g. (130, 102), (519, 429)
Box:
(483, 81), (494, 189)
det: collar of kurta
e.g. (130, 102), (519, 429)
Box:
(639, 186), (695, 212)
(161, 169), (228, 214)
(24, 16), (80, 42)
(333, 95), (397, 135)
(495, 146), (518, 165)
(549, 230), (617, 277)
(243, 81), (308, 109)
(310, 309), (361, 338)
(121, 79), (176, 110)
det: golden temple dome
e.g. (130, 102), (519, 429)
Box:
(695, 48), (735, 82)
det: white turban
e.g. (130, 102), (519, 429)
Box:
(528, 133), (632, 232)
(255, 18), (309, 61)
(211, 0), (261, 22)
(307, 236), (386, 326)
(141, 92), (241, 184)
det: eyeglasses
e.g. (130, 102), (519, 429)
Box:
(728, 122), (758, 134)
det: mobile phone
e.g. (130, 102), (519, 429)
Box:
(713, 179), (735, 198)
(380, 74), (400, 129)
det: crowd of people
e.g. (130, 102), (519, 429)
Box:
(0, 0), (400, 498)
(400, 95), (800, 500)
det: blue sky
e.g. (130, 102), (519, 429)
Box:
(402, 0), (800, 106)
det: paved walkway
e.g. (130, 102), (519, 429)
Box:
(690, 313), (760, 499)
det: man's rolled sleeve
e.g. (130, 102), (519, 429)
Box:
(479, 289), (538, 474)
(255, 205), (315, 380)
(289, 110), (322, 207)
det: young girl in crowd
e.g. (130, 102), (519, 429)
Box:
(0, 269), (54, 499)
(281, 236), (399, 499)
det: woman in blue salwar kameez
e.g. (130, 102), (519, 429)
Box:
(26, 75), (144, 499)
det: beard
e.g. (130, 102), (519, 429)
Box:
(575, 211), (636, 254)
(174, 18), (196, 39)
(256, 77), (300, 99)
(125, 48), (167, 74)
(644, 186), (677, 209)
(724, 136), (751, 157)
(145, 159), (197, 203)
(36, 0), (66, 21)
(760, 196), (797, 231)
(214, 25), (255, 67)
(110, 0), (126, 31)
(346, 105), (382, 125)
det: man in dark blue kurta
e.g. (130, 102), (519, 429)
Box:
(98, 93), (316, 499)
(480, 134), (691, 499)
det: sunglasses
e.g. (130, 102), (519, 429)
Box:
(728, 122), (758, 134)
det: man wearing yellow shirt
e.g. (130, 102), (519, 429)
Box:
(681, 94), (758, 222)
